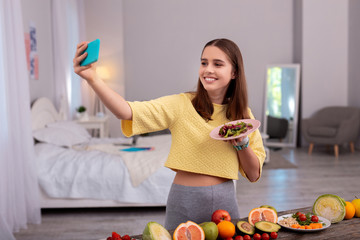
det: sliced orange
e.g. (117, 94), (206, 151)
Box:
(173, 221), (205, 240)
(248, 207), (277, 226)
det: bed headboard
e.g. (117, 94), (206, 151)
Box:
(31, 97), (61, 131)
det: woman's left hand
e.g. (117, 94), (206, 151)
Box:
(225, 136), (260, 182)
(225, 136), (246, 147)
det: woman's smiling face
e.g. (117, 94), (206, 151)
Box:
(199, 46), (235, 102)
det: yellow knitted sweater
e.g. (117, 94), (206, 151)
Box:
(121, 93), (265, 181)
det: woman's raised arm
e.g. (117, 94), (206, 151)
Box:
(73, 42), (132, 120)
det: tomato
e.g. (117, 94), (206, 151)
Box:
(299, 214), (307, 221)
(295, 211), (303, 217)
(243, 235), (251, 240)
(311, 215), (319, 223)
(270, 232), (278, 239)
(262, 233), (270, 240)
(234, 236), (243, 240)
(253, 233), (261, 240)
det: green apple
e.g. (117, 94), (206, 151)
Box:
(352, 198), (360, 217)
(199, 222), (218, 240)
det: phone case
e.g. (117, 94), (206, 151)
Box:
(80, 39), (100, 66)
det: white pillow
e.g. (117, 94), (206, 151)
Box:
(46, 121), (91, 139)
(33, 121), (91, 147)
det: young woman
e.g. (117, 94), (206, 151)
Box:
(73, 38), (265, 230)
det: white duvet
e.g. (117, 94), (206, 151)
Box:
(35, 135), (175, 204)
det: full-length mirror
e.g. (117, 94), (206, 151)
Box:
(263, 64), (300, 147)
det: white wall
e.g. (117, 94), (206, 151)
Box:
(123, 0), (294, 126)
(348, 0), (360, 149)
(302, 0), (349, 119)
(348, 0), (360, 107)
(21, 0), (54, 105)
(84, 0), (125, 137)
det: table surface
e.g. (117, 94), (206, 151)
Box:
(131, 207), (360, 240)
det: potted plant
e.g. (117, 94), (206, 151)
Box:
(76, 105), (88, 120)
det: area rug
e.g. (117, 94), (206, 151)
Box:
(263, 151), (297, 169)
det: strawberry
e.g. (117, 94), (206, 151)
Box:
(112, 232), (121, 239)
(122, 234), (131, 240)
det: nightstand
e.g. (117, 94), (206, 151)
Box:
(76, 115), (109, 138)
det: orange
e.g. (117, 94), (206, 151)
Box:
(352, 198), (360, 217)
(248, 207), (277, 226)
(344, 201), (356, 219)
(216, 220), (235, 239)
(173, 221), (205, 240)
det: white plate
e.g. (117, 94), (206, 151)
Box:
(277, 214), (331, 232)
(210, 119), (261, 140)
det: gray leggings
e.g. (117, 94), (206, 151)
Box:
(164, 180), (240, 230)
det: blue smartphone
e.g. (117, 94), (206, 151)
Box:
(80, 39), (100, 66)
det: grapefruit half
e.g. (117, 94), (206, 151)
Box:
(173, 221), (205, 240)
(248, 207), (277, 226)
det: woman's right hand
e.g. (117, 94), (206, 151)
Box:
(73, 41), (97, 83)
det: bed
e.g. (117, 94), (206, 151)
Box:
(31, 97), (175, 208)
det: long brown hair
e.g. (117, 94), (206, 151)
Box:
(192, 38), (249, 121)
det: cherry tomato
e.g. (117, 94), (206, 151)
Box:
(295, 211), (303, 217)
(234, 236), (243, 240)
(243, 235), (251, 240)
(262, 233), (270, 240)
(253, 233), (261, 240)
(311, 215), (319, 223)
(270, 232), (278, 239)
(299, 214), (307, 221)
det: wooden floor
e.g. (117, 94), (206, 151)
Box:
(14, 147), (360, 240)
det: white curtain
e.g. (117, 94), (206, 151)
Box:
(51, 0), (71, 120)
(52, 0), (87, 120)
(0, 0), (41, 239)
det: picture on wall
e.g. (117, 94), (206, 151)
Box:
(24, 21), (39, 80)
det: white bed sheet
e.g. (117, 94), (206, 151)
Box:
(35, 135), (175, 205)
(87, 134), (172, 187)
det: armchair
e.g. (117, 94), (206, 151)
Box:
(302, 106), (360, 157)
(266, 115), (289, 141)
